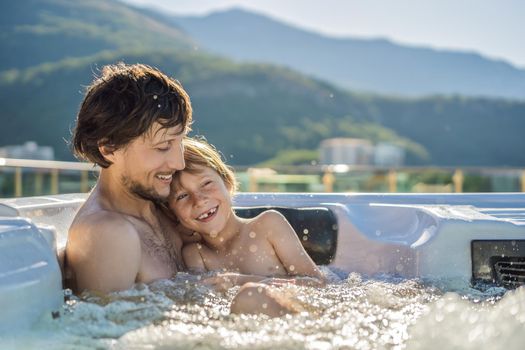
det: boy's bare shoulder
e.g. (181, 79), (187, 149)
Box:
(249, 210), (290, 235)
(252, 209), (287, 224)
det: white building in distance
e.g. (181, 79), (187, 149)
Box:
(0, 141), (54, 160)
(320, 138), (374, 165)
(374, 142), (405, 167)
(319, 138), (404, 167)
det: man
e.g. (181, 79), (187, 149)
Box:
(66, 63), (194, 293)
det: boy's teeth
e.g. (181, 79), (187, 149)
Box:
(198, 207), (217, 220)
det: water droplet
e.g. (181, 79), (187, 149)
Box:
(302, 236), (308, 241)
(249, 244), (258, 253)
(289, 265), (295, 271)
(249, 231), (256, 238)
(153, 95), (158, 100)
(262, 303), (268, 309)
(303, 229), (309, 234)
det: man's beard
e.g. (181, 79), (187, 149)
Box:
(122, 175), (167, 205)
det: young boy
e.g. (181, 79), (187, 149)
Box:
(168, 138), (325, 315)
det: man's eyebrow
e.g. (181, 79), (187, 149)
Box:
(152, 128), (185, 145)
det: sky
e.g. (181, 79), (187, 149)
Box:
(121, 0), (525, 69)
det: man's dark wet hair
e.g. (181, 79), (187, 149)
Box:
(72, 62), (192, 168)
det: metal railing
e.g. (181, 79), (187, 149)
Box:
(236, 164), (525, 193)
(0, 157), (99, 197)
(1, 157), (524, 197)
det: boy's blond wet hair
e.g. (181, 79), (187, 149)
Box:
(172, 137), (238, 193)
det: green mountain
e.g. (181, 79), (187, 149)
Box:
(0, 0), (192, 71)
(1, 0), (524, 167)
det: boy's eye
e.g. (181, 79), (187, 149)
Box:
(176, 193), (188, 201)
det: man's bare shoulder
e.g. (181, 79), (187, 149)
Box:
(66, 209), (143, 293)
(69, 209), (141, 246)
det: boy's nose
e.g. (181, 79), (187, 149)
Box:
(194, 191), (208, 206)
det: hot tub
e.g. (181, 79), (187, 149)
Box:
(1, 192), (524, 338)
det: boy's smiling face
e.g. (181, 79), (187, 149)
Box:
(169, 165), (234, 238)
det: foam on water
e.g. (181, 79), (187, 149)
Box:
(1, 270), (525, 350)
(407, 287), (525, 350)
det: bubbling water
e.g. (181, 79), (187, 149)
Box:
(2, 270), (525, 350)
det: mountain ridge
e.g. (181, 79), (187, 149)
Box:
(161, 7), (525, 100)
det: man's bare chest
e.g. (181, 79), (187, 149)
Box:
(132, 217), (184, 273)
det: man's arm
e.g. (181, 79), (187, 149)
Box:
(66, 213), (142, 293)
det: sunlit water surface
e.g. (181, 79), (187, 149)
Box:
(2, 268), (525, 350)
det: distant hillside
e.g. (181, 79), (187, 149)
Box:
(1, 0), (524, 167)
(0, 0), (192, 72)
(159, 8), (525, 100)
(0, 49), (428, 164)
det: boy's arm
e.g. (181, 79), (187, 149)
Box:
(262, 211), (325, 282)
(203, 273), (323, 292)
(66, 214), (141, 293)
(202, 272), (268, 291)
(182, 243), (208, 272)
